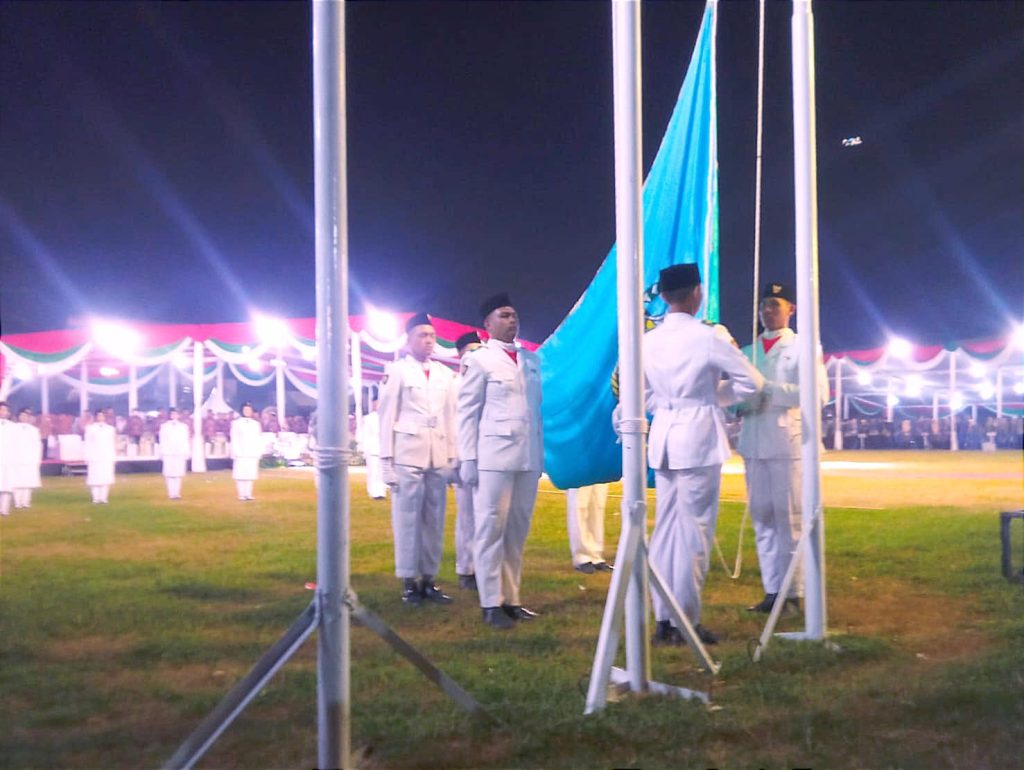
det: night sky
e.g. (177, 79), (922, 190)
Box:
(2, 1), (1021, 351)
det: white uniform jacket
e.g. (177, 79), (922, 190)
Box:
(230, 417), (263, 480)
(11, 423), (42, 489)
(737, 328), (829, 460)
(457, 339), (543, 472)
(378, 355), (457, 469)
(159, 420), (191, 476)
(643, 313), (764, 470)
(84, 422), (118, 486)
(0, 419), (17, 493)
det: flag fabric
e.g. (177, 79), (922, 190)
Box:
(537, 1), (719, 490)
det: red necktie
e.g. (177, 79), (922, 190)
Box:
(762, 336), (780, 354)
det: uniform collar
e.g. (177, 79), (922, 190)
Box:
(485, 338), (518, 352)
(660, 312), (699, 327)
(762, 327), (794, 341)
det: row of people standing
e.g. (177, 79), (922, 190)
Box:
(0, 403), (42, 515)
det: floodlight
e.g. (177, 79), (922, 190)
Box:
(905, 375), (923, 398)
(856, 371), (872, 387)
(92, 319), (143, 356)
(99, 366), (120, 377)
(366, 307), (401, 341)
(968, 362), (986, 378)
(12, 361), (33, 380)
(978, 382), (994, 400)
(300, 345), (316, 362)
(1012, 324), (1024, 351)
(886, 394), (899, 407)
(887, 337), (912, 360)
(247, 357), (264, 373)
(174, 353), (191, 369)
(950, 392), (964, 411)
(1014, 381), (1024, 396)
(253, 314), (290, 349)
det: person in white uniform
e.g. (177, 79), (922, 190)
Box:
(567, 483), (613, 574)
(737, 282), (829, 613)
(643, 264), (764, 646)
(231, 402), (263, 501)
(0, 403), (15, 516)
(359, 399), (386, 500)
(379, 312), (458, 605)
(11, 408), (43, 509)
(159, 406), (191, 500)
(84, 408), (117, 504)
(458, 293), (544, 630)
(452, 331), (483, 591)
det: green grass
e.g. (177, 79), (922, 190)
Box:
(0, 452), (1022, 769)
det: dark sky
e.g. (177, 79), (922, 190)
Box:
(2, 1), (1021, 350)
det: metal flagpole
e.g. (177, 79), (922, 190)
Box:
(312, 0), (350, 765)
(790, 0), (826, 641)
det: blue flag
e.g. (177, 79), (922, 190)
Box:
(538, 1), (719, 490)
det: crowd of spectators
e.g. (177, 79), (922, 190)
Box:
(822, 414), (1024, 450)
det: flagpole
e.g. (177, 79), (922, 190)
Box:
(792, 0), (826, 639)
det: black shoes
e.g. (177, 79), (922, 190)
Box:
(501, 604), (539, 621)
(482, 606), (515, 629)
(574, 562), (596, 574)
(747, 593), (778, 613)
(401, 578), (423, 606)
(594, 562), (614, 573)
(695, 624), (719, 645)
(652, 620), (719, 646)
(457, 574), (478, 591)
(401, 577), (452, 605)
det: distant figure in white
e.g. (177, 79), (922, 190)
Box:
(231, 401), (262, 501)
(360, 399), (386, 500)
(11, 407), (43, 508)
(84, 408), (117, 504)
(567, 483), (613, 574)
(452, 330), (483, 591)
(159, 406), (191, 500)
(0, 402), (16, 516)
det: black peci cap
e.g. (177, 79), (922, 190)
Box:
(658, 263), (701, 293)
(762, 282), (796, 304)
(455, 330), (481, 353)
(479, 292), (513, 320)
(404, 312), (433, 333)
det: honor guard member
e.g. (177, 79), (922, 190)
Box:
(231, 402), (262, 501)
(567, 484), (613, 573)
(11, 408), (43, 509)
(457, 293), (544, 629)
(0, 403), (15, 516)
(84, 408), (117, 504)
(159, 407), (191, 500)
(379, 312), (458, 606)
(452, 331), (483, 590)
(737, 282), (829, 613)
(359, 399), (387, 500)
(643, 264), (764, 645)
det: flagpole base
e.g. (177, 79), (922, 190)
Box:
(607, 667), (710, 705)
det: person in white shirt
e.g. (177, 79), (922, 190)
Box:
(642, 264), (764, 646)
(84, 408), (117, 504)
(11, 407), (42, 509)
(159, 406), (191, 500)
(359, 399), (386, 500)
(0, 402), (15, 516)
(231, 402), (263, 501)
(379, 312), (458, 605)
(452, 331), (483, 591)
(737, 282), (829, 614)
(567, 483), (613, 574)
(457, 294), (544, 629)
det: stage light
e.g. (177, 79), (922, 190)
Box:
(978, 382), (994, 400)
(1012, 324), (1024, 351)
(91, 319), (143, 357)
(950, 392), (964, 411)
(301, 346), (315, 362)
(886, 394), (899, 407)
(12, 361), (33, 380)
(856, 371), (872, 386)
(905, 375), (923, 398)
(253, 313), (290, 349)
(1014, 381), (1024, 396)
(247, 357), (264, 372)
(887, 337), (912, 360)
(968, 362), (986, 378)
(99, 366), (120, 377)
(366, 307), (400, 341)
(174, 353), (191, 369)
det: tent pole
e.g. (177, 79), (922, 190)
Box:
(129, 364), (138, 413)
(80, 360), (89, 414)
(41, 375), (50, 416)
(949, 350), (959, 451)
(312, 1), (350, 767)
(792, 0), (826, 640)
(191, 341), (207, 473)
(833, 358), (842, 450)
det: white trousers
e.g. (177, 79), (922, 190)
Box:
(235, 480), (254, 500)
(0, 492), (10, 516)
(14, 488), (34, 508)
(391, 464), (446, 578)
(567, 483), (609, 566)
(650, 466), (721, 625)
(165, 477), (183, 499)
(454, 482), (476, 575)
(473, 470), (539, 608)
(90, 485), (110, 503)
(365, 454), (387, 499)
(744, 457), (803, 597)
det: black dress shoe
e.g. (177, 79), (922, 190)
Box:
(593, 561), (614, 573)
(746, 593), (778, 613)
(574, 562), (596, 574)
(457, 574), (478, 591)
(652, 620), (683, 646)
(419, 579), (453, 604)
(695, 624), (719, 645)
(501, 604), (539, 621)
(482, 606), (515, 629)
(401, 578), (423, 606)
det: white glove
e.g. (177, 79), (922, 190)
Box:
(459, 459), (478, 487)
(446, 461), (461, 487)
(611, 404), (623, 438)
(381, 458), (398, 488)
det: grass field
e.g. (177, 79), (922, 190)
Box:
(1, 451), (1022, 769)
